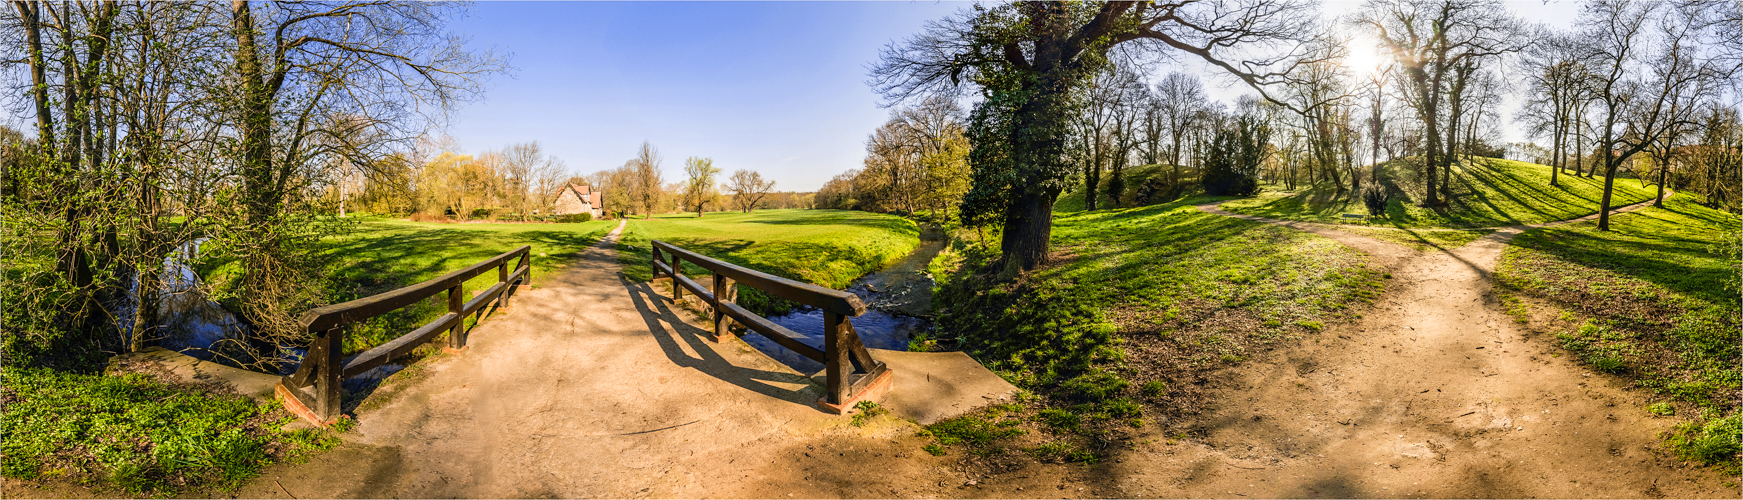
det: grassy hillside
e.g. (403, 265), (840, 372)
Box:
(616, 209), (920, 314)
(1221, 157), (1658, 228)
(1495, 192), (1740, 472)
(1053, 163), (1186, 213)
(926, 197), (1383, 462)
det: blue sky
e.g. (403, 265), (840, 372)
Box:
(443, 1), (967, 192)
(444, 1), (1585, 192)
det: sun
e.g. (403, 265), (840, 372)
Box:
(1343, 32), (1390, 80)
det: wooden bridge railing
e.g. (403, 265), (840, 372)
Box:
(650, 240), (891, 413)
(276, 246), (532, 425)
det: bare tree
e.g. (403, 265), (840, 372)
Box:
(681, 156), (720, 217)
(630, 141), (665, 219)
(1576, 0), (1721, 229)
(1154, 72), (1210, 187)
(1354, 0), (1528, 206)
(726, 169), (776, 213)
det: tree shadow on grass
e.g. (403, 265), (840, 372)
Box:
(738, 211), (921, 238)
(1516, 224), (1732, 306)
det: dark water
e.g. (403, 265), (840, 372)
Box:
(132, 239), (406, 392)
(125, 238), (251, 362)
(743, 285), (932, 374)
(742, 234), (946, 374)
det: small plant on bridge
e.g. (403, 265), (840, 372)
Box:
(850, 401), (889, 427)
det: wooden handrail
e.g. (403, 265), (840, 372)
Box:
(650, 240), (889, 413)
(277, 245), (532, 425)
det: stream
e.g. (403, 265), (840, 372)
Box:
(125, 239), (405, 394)
(743, 229), (946, 374)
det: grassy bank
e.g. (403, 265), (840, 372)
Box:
(1221, 157), (1657, 228)
(0, 367), (339, 495)
(924, 197), (1383, 462)
(315, 218), (616, 353)
(1053, 163), (1188, 213)
(616, 209), (920, 314)
(1494, 192), (1740, 472)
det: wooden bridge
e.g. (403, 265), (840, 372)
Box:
(276, 228), (894, 426)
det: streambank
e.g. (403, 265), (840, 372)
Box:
(746, 226), (948, 373)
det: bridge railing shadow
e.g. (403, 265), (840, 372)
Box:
(620, 276), (827, 408)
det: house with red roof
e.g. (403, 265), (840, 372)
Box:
(553, 184), (603, 219)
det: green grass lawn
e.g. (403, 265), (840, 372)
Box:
(0, 367), (339, 495)
(927, 196), (1384, 461)
(616, 209), (920, 314)
(315, 217), (617, 353)
(1221, 157), (1658, 228)
(1495, 192), (1740, 472)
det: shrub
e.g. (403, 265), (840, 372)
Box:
(407, 212), (454, 223)
(556, 213), (593, 223)
(850, 401), (888, 427)
(1199, 115), (1269, 196)
(1362, 186), (1389, 217)
(1136, 175), (1192, 205)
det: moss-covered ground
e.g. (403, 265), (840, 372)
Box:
(1494, 192), (1740, 472)
(615, 209), (920, 314)
(1221, 157), (1658, 228)
(924, 196), (1384, 463)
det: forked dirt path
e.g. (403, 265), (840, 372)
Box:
(235, 220), (962, 499)
(1060, 197), (1732, 498)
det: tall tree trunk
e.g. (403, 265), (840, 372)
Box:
(1654, 150), (1667, 208)
(232, 1), (275, 228)
(15, 1), (55, 152)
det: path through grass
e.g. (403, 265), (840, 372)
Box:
(1495, 193), (1740, 472)
(316, 218), (616, 353)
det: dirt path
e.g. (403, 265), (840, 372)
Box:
(236, 220), (964, 498)
(1053, 197), (1733, 498)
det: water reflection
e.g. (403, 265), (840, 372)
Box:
(123, 238), (406, 391)
(743, 233), (946, 374)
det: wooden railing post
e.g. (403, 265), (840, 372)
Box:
(670, 253), (684, 301)
(711, 273), (737, 342)
(519, 252), (530, 283)
(314, 327), (343, 422)
(447, 283), (465, 350)
(823, 311), (850, 404)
